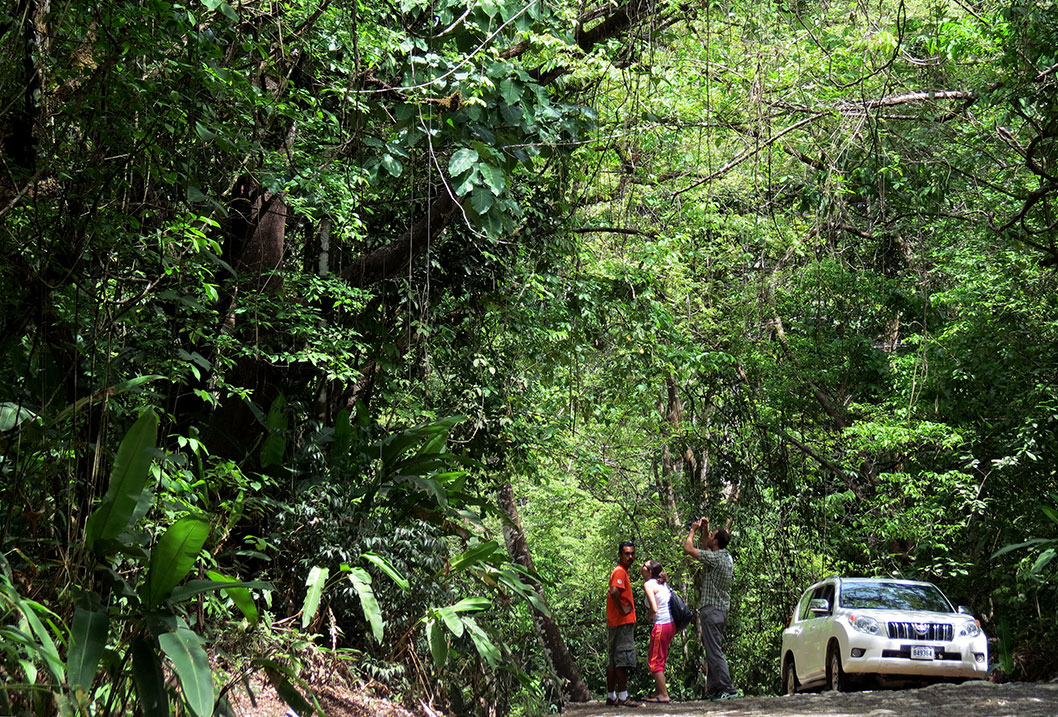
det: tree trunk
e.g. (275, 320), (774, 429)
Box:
(659, 375), (682, 528)
(497, 480), (592, 703)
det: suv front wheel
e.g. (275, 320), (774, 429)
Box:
(826, 643), (848, 692)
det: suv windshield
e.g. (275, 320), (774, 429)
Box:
(839, 582), (953, 612)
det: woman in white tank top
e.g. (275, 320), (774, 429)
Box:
(640, 559), (675, 703)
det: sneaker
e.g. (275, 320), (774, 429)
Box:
(605, 698), (617, 706)
(617, 697), (642, 707)
(713, 691), (739, 701)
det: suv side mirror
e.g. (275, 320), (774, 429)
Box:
(957, 605), (972, 615)
(809, 598), (830, 615)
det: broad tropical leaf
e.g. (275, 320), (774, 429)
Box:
(438, 606), (464, 637)
(200, 572), (267, 624)
(258, 659), (321, 717)
(260, 395), (288, 468)
(991, 537), (1052, 559)
(85, 409), (159, 552)
(131, 637), (169, 717)
(450, 596), (491, 613)
(1031, 547), (1056, 574)
(449, 541), (500, 571)
(428, 619), (447, 667)
(159, 625), (214, 717)
(18, 597), (65, 684)
(464, 617), (500, 667)
(145, 516), (211, 608)
(361, 552), (409, 591)
(67, 607), (109, 691)
(347, 567), (383, 643)
(301, 566), (329, 629)
(0, 402), (37, 431)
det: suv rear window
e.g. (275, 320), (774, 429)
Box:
(839, 582), (952, 612)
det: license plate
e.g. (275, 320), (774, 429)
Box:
(910, 646), (934, 660)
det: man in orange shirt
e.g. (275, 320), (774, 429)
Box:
(606, 541), (640, 707)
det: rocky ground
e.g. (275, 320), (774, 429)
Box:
(565, 681), (1058, 717)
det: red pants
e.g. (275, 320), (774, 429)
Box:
(647, 621), (676, 673)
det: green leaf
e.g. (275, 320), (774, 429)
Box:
(131, 637), (169, 717)
(0, 402), (37, 431)
(1041, 505), (1058, 526)
(438, 606), (464, 637)
(381, 154), (403, 177)
(85, 409), (159, 552)
(330, 409), (353, 462)
(454, 169), (477, 195)
(56, 376), (166, 423)
(419, 428), (449, 456)
(450, 596), (491, 613)
(499, 78), (521, 105)
(159, 626), (214, 717)
(18, 598), (65, 684)
(428, 620), (448, 667)
(463, 617), (500, 666)
(378, 418), (463, 467)
(301, 566), (329, 629)
(449, 541), (499, 571)
(193, 121), (216, 142)
(217, 1), (238, 21)
(145, 516), (211, 608)
(471, 185), (494, 214)
(449, 148), (479, 177)
(361, 553), (410, 591)
(479, 164), (506, 195)
(175, 576), (270, 625)
(67, 607), (109, 691)
(260, 395), (287, 468)
(991, 537), (1052, 559)
(1030, 547), (1056, 574)
(257, 660), (320, 717)
(400, 476), (446, 506)
(347, 568), (383, 643)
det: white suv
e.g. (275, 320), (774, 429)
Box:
(780, 577), (989, 693)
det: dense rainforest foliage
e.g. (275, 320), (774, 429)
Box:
(2, 0), (1057, 714)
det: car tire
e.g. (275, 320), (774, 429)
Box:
(782, 655), (799, 695)
(827, 643), (848, 692)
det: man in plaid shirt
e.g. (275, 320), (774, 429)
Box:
(684, 516), (738, 700)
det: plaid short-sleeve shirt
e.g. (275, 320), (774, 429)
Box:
(697, 549), (733, 613)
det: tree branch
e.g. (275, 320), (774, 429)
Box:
(673, 114), (824, 196)
(341, 189), (461, 288)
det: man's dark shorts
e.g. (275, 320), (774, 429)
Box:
(607, 623), (636, 668)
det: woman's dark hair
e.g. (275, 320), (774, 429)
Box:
(644, 559), (668, 584)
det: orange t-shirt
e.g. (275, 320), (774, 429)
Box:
(607, 564), (636, 626)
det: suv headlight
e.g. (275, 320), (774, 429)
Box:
(847, 614), (880, 635)
(959, 620), (982, 638)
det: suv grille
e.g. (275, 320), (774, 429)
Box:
(887, 622), (953, 641)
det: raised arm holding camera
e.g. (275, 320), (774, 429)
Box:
(683, 514), (739, 700)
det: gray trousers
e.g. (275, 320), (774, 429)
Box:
(699, 605), (735, 694)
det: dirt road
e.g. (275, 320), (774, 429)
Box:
(563, 681), (1058, 717)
